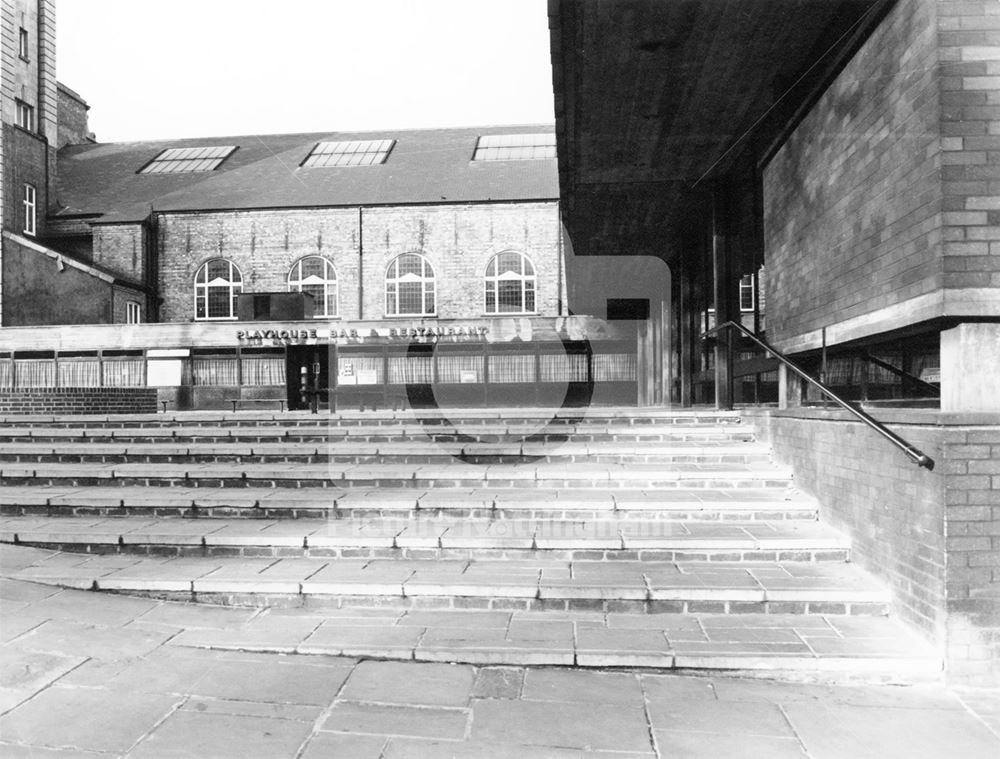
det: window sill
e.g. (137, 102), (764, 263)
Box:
(382, 313), (438, 319)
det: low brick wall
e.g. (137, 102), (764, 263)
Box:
(0, 388), (158, 415)
(742, 407), (1000, 685)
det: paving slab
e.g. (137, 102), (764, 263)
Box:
(470, 698), (653, 753)
(128, 710), (315, 759)
(653, 729), (807, 759)
(382, 739), (655, 758)
(300, 732), (388, 759)
(645, 693), (796, 737)
(472, 667), (524, 699)
(339, 660), (475, 706)
(782, 701), (1000, 758)
(0, 648), (85, 696)
(521, 668), (644, 705)
(0, 685), (180, 754)
(322, 701), (470, 740)
(9, 618), (174, 661)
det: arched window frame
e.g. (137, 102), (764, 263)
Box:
(194, 258), (243, 320)
(484, 251), (536, 314)
(385, 253), (436, 316)
(287, 256), (339, 318)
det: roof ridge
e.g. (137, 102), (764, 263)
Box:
(68, 123), (557, 148)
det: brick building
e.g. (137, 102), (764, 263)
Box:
(0, 0), (642, 412)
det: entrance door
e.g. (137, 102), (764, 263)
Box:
(285, 345), (330, 410)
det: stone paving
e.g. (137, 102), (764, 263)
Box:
(1, 570), (998, 758)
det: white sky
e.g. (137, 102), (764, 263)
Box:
(57, 0), (556, 142)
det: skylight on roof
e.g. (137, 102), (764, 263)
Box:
(301, 139), (395, 168)
(473, 133), (556, 161)
(140, 146), (237, 174)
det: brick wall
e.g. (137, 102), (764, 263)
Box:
(938, 1), (1000, 291)
(942, 426), (1000, 684)
(111, 283), (146, 324)
(2, 234), (113, 325)
(157, 207), (361, 323)
(2, 123), (47, 237)
(744, 407), (1000, 684)
(0, 387), (157, 414)
(360, 203), (561, 320)
(156, 202), (562, 324)
(93, 223), (146, 283)
(56, 83), (89, 148)
(764, 0), (943, 349)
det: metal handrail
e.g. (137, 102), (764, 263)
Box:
(858, 352), (940, 397)
(703, 320), (935, 470)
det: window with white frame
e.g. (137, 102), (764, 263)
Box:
(385, 253), (435, 316)
(22, 184), (36, 236)
(18, 28), (29, 60)
(301, 139), (394, 168)
(288, 256), (338, 317)
(485, 251), (536, 314)
(125, 301), (142, 324)
(739, 274), (755, 312)
(15, 99), (34, 131)
(140, 146), (237, 174)
(194, 259), (242, 320)
(473, 133), (556, 161)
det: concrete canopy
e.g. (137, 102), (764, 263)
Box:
(548, 0), (888, 261)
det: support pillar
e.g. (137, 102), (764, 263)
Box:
(678, 256), (694, 407)
(941, 322), (1000, 412)
(778, 363), (803, 410)
(711, 188), (734, 410)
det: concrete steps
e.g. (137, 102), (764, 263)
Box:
(0, 515), (850, 562)
(0, 408), (935, 677)
(0, 462), (795, 490)
(0, 441), (775, 465)
(2, 550), (890, 615)
(0, 545), (940, 678)
(0, 485), (818, 521)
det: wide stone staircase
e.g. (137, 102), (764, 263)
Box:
(0, 408), (940, 678)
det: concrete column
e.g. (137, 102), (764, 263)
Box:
(778, 363), (803, 410)
(941, 322), (1000, 412)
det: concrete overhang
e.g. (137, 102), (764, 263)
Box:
(549, 0), (892, 262)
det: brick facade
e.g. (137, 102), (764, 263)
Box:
(745, 407), (1000, 684)
(56, 81), (89, 147)
(942, 425), (1000, 683)
(937, 1), (1000, 292)
(93, 223), (146, 284)
(764, 0), (943, 350)
(155, 202), (563, 324)
(0, 387), (157, 414)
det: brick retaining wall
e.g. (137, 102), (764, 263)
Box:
(0, 388), (158, 415)
(743, 407), (1000, 684)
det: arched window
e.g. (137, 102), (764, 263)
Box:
(386, 253), (436, 316)
(485, 251), (536, 314)
(194, 259), (242, 320)
(288, 256), (338, 317)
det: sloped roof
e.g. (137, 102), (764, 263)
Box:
(55, 125), (558, 224)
